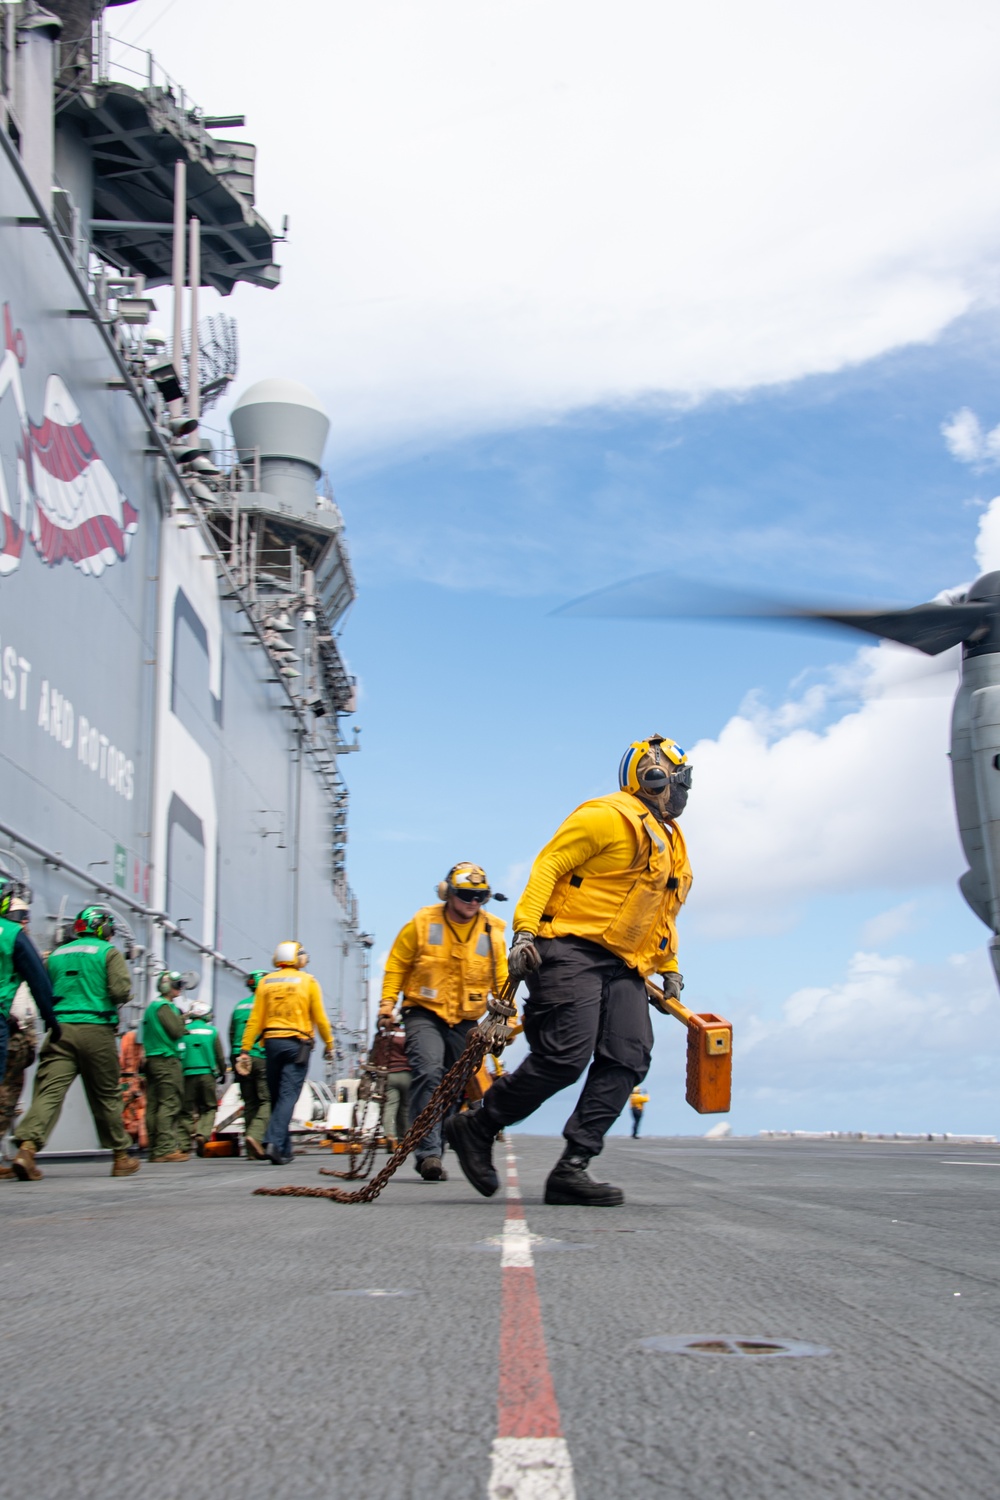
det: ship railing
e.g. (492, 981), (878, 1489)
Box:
(91, 26), (200, 122)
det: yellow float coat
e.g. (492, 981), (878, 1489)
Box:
(239, 968), (333, 1053)
(380, 904), (508, 1026)
(513, 790), (692, 976)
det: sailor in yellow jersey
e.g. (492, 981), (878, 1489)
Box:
(237, 941), (333, 1166)
(447, 735), (692, 1206)
(629, 1088), (650, 1137)
(379, 863), (508, 1182)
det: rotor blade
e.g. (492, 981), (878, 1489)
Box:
(556, 573), (992, 656)
(811, 604), (991, 656)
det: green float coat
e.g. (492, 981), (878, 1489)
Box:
(143, 998), (182, 1059)
(180, 1019), (220, 1075)
(229, 998), (265, 1059)
(0, 916), (19, 1020)
(47, 939), (117, 1025)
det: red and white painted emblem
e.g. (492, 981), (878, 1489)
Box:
(0, 305), (138, 578)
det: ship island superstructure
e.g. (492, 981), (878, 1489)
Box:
(0, 0), (370, 1147)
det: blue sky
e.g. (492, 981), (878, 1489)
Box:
(125, 0), (1000, 1135)
(337, 313), (1000, 1137)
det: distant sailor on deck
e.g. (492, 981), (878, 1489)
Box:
(629, 1087), (649, 1137)
(379, 863), (508, 1182)
(13, 905), (138, 1182)
(230, 971), (271, 1160)
(143, 971), (190, 1163)
(236, 942), (333, 1167)
(368, 1015), (410, 1150)
(179, 1006), (227, 1156)
(0, 891), (51, 1178)
(447, 736), (692, 1207)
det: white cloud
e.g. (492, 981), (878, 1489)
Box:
(122, 0), (1000, 458)
(860, 902), (917, 949)
(976, 495), (1000, 572)
(942, 408), (1000, 470)
(737, 947), (997, 1081)
(682, 637), (960, 936)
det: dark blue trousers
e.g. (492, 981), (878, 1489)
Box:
(263, 1037), (309, 1160)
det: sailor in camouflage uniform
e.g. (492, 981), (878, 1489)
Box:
(0, 896), (41, 1177)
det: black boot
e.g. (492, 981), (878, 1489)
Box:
(444, 1111), (499, 1197)
(544, 1150), (624, 1207)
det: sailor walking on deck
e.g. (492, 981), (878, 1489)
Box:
(143, 972), (189, 1163)
(379, 864), (508, 1182)
(0, 890), (55, 1177)
(369, 1016), (411, 1148)
(230, 971), (271, 1160)
(447, 736), (692, 1207)
(236, 942), (333, 1166)
(179, 1007), (227, 1156)
(13, 905), (138, 1181)
(629, 1087), (649, 1137)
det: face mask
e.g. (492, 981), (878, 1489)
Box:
(665, 781), (689, 818)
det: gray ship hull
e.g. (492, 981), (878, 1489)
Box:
(0, 116), (367, 1147)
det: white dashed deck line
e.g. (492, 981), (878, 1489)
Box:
(488, 1437), (576, 1499)
(500, 1214), (534, 1268)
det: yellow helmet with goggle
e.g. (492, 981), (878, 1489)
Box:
(619, 735), (692, 815)
(436, 862), (491, 903)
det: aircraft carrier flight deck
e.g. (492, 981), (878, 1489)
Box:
(4, 1134), (997, 1500)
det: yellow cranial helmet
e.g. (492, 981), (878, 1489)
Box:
(619, 735), (689, 798)
(436, 862), (491, 902)
(273, 940), (309, 969)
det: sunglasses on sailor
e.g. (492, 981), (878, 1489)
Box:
(452, 889), (488, 903)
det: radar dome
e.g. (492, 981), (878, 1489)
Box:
(230, 378), (331, 514)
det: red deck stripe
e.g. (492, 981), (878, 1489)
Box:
(497, 1154), (564, 1440)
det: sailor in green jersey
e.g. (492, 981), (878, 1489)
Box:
(230, 970), (270, 1159)
(0, 883), (59, 1180)
(143, 971), (188, 1161)
(0, 878), (58, 1085)
(179, 1007), (226, 1154)
(13, 905), (138, 1182)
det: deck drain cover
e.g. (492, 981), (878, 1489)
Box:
(640, 1335), (830, 1359)
(329, 1288), (417, 1299)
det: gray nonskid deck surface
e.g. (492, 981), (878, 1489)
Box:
(1, 1136), (997, 1499)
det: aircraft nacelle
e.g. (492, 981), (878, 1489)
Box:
(951, 649), (1000, 986)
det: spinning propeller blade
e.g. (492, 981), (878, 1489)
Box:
(556, 573), (993, 657)
(808, 604), (990, 656)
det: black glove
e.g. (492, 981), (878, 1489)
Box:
(646, 973), (684, 1015)
(47, 1020), (62, 1047)
(508, 932), (542, 982)
(217, 1072), (227, 1087)
(663, 972), (683, 1002)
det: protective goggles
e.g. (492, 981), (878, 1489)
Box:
(452, 889), (488, 903)
(671, 764), (693, 789)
